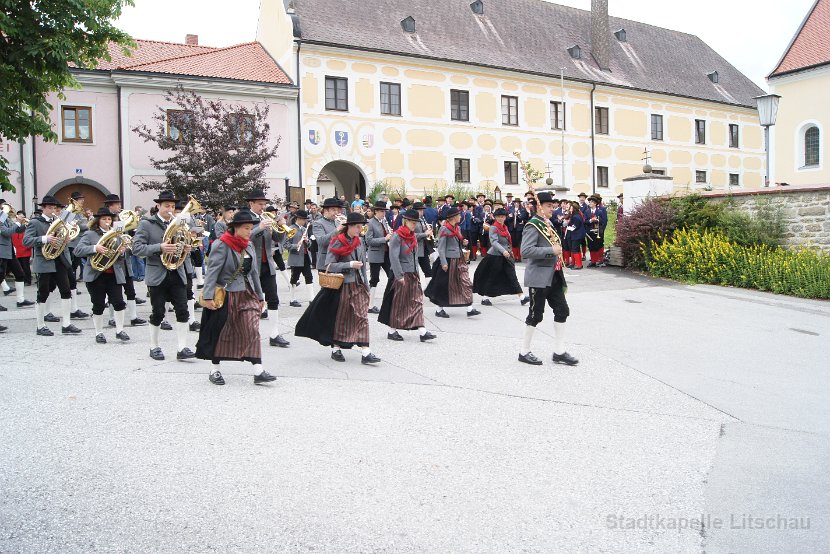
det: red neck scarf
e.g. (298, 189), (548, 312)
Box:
(396, 224), (417, 254)
(219, 231), (249, 253)
(492, 221), (512, 245)
(441, 221), (464, 241)
(329, 233), (361, 257)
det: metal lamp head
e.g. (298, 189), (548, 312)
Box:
(754, 94), (781, 127)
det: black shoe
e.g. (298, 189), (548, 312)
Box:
(70, 310), (89, 320)
(150, 347), (165, 361)
(62, 324), (82, 335)
(107, 319), (116, 328)
(135, 297), (147, 305)
(194, 303), (202, 311)
(3, 287), (14, 296)
(518, 352), (543, 365)
(520, 296), (530, 306)
(189, 321), (201, 332)
(254, 371), (277, 384)
(37, 326), (54, 336)
(361, 353), (381, 365)
(0, 304), (6, 311)
(131, 317), (148, 327)
(17, 300), (35, 308)
(197, 284), (204, 290)
(167, 306), (174, 313)
(177, 348), (196, 360)
(115, 331), (130, 342)
(419, 331), (437, 342)
(160, 321), (173, 331)
(387, 331), (404, 341)
(270, 335), (290, 348)
(45, 312), (60, 323)
(331, 350), (345, 362)
(260, 311), (268, 320)
(368, 306), (380, 314)
(552, 352), (579, 366)
(209, 371), (225, 385)
(435, 309), (449, 318)
(587, 262), (597, 268)
(0, 325), (7, 333)
(481, 299), (493, 306)
(76, 289), (82, 295)
(467, 308), (481, 317)
(289, 300), (302, 307)
(95, 333), (107, 344)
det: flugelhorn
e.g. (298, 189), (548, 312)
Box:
(160, 195), (204, 271)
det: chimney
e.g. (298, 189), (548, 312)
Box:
(185, 34), (199, 46)
(591, 0), (610, 71)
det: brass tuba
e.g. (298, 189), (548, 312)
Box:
(90, 229), (132, 272)
(42, 219), (72, 260)
(160, 196), (204, 270)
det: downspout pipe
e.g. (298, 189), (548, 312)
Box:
(19, 141), (26, 209)
(117, 85), (125, 201)
(589, 82), (597, 195)
(295, 41), (303, 199)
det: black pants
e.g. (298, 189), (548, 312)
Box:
(148, 271), (189, 325)
(418, 256), (433, 278)
(186, 272), (194, 301)
(122, 275), (136, 301)
(273, 251), (286, 271)
(86, 273), (126, 315)
(260, 262), (279, 310)
(526, 272), (569, 326)
(36, 262), (72, 302)
(18, 257), (32, 285)
(69, 248), (80, 290)
(0, 257), (25, 282)
(369, 256), (391, 288)
(290, 260), (313, 285)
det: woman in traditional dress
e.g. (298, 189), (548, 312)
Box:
(295, 212), (382, 364)
(379, 209), (437, 343)
(424, 207), (481, 319)
(196, 210), (276, 386)
(473, 208), (530, 307)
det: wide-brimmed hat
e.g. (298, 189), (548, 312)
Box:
(70, 191), (85, 200)
(345, 212), (367, 225)
(321, 197), (344, 208)
(174, 200), (187, 211)
(92, 207), (114, 218)
(154, 191), (176, 204)
(372, 200), (388, 210)
(103, 194), (121, 205)
(294, 209), (309, 220)
(577, 192), (588, 198)
(512, 198), (522, 204)
(228, 209), (258, 226)
(536, 191), (557, 205)
(223, 204), (237, 212)
(493, 208), (509, 217)
(245, 189), (268, 201)
(265, 205), (277, 213)
(444, 207), (460, 219)
(617, 193), (624, 199)
(288, 201), (300, 209)
(402, 209), (420, 221)
(412, 202), (425, 210)
(589, 195), (601, 203)
(484, 199), (493, 206)
(38, 195), (64, 208)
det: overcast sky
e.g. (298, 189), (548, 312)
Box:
(115, 0), (814, 90)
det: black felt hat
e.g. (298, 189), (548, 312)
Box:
(294, 210), (309, 220)
(321, 197), (344, 208)
(372, 200), (388, 210)
(70, 191), (85, 200)
(493, 208), (508, 217)
(92, 207), (115, 218)
(617, 193), (624, 199)
(444, 207), (460, 219)
(412, 202), (425, 210)
(345, 212), (367, 225)
(402, 209), (420, 221)
(245, 189), (268, 201)
(228, 209), (258, 226)
(223, 205), (237, 212)
(536, 191), (556, 205)
(154, 191), (176, 204)
(38, 195), (64, 208)
(103, 194), (121, 204)
(578, 192), (588, 198)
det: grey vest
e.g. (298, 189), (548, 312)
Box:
(324, 237), (369, 287)
(520, 218), (560, 289)
(436, 224), (463, 267)
(365, 217), (390, 264)
(389, 232), (418, 280)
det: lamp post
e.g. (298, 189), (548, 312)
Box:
(493, 186), (502, 202)
(754, 94), (781, 187)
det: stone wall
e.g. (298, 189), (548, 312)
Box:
(699, 185), (830, 251)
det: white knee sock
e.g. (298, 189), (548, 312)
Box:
(127, 300), (137, 320)
(307, 282), (315, 302)
(418, 327), (428, 336)
(150, 324), (160, 349)
(115, 310), (125, 333)
(290, 284), (297, 302)
(195, 272), (204, 286)
(388, 326), (397, 333)
(15, 282), (25, 302)
(175, 321), (189, 351)
(61, 298), (72, 328)
(92, 314), (103, 335)
(71, 289), (79, 312)
(36, 302), (45, 328)
(188, 299), (196, 324)
(361, 347), (371, 356)
(1, 280), (9, 292)
(252, 363), (264, 376)
(108, 303), (115, 320)
(280, 270), (291, 287)
(467, 305), (475, 313)
(553, 322), (566, 355)
(370, 286), (377, 306)
(520, 325), (535, 356)
(270, 309), (280, 339)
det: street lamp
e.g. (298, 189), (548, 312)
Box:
(754, 93), (781, 187)
(493, 186), (502, 202)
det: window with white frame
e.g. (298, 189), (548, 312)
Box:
(61, 106), (92, 143)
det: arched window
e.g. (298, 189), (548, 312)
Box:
(805, 126), (820, 166)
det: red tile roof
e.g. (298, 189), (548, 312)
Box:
(88, 39), (293, 85)
(770, 0), (830, 77)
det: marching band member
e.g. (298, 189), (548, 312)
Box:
(518, 192), (578, 366)
(311, 197), (343, 273)
(424, 206), (480, 319)
(265, 205), (292, 289)
(65, 191), (89, 320)
(23, 196), (82, 336)
(1, 200), (34, 309)
(473, 208), (529, 306)
(102, 194), (147, 327)
(132, 191), (195, 361)
(508, 199), (528, 262)
(379, 209), (436, 343)
(295, 212), (381, 365)
(586, 195), (608, 267)
(285, 209), (315, 307)
(412, 201), (434, 278)
(74, 207), (130, 344)
(172, 200), (201, 333)
(245, 190), (289, 348)
(577, 192), (590, 260)
(365, 200), (392, 314)
(196, 209), (275, 386)
(564, 201), (586, 270)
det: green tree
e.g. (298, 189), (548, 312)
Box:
(0, 0), (135, 191)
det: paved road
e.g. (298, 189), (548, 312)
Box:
(1, 264), (827, 553)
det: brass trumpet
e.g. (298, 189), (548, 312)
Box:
(260, 212), (297, 238)
(2, 202), (27, 225)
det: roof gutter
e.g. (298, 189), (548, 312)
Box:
(590, 82), (597, 194)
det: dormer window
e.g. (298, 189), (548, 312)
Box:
(568, 45), (581, 60)
(708, 71), (719, 84)
(401, 16), (415, 33)
(614, 28), (627, 42)
(470, 1), (484, 14)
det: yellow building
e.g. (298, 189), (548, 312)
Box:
(258, 0), (765, 200)
(768, 0), (830, 186)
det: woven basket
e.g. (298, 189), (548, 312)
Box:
(319, 264), (344, 290)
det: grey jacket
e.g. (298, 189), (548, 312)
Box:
(312, 216), (339, 270)
(285, 222), (310, 267)
(364, 217), (390, 264)
(436, 224), (463, 267)
(65, 210), (88, 250)
(213, 220), (229, 239)
(23, 215), (72, 273)
(487, 226), (510, 256)
(324, 238), (368, 287)
(201, 240), (263, 300)
(520, 218), (560, 289)
(414, 219), (431, 258)
(74, 229), (128, 284)
(249, 212), (285, 276)
(131, 215), (188, 287)
(389, 233), (418, 280)
(0, 215), (24, 260)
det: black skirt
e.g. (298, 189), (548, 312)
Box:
(295, 287), (341, 347)
(473, 254), (522, 297)
(423, 259), (472, 307)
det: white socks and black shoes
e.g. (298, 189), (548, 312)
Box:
(253, 363), (276, 384)
(361, 347), (381, 365)
(551, 322), (579, 366)
(518, 326), (543, 365)
(176, 321), (196, 360)
(269, 310), (290, 347)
